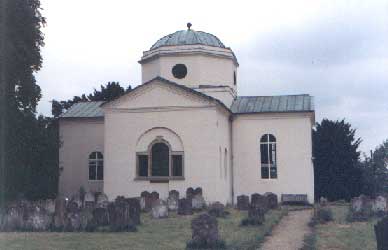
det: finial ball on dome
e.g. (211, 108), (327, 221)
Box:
(187, 22), (192, 30)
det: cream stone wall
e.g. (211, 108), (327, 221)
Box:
(103, 80), (233, 204)
(59, 118), (104, 197)
(232, 113), (315, 204)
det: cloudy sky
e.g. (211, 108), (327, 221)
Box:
(36, 0), (388, 154)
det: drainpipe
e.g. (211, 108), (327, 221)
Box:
(229, 114), (235, 205)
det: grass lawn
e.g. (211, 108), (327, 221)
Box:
(314, 204), (378, 250)
(0, 208), (286, 250)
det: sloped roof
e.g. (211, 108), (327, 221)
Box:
(60, 101), (104, 118)
(231, 95), (314, 114)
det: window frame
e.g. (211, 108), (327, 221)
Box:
(260, 134), (277, 180)
(135, 138), (185, 181)
(88, 151), (104, 181)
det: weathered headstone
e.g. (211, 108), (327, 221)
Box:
(140, 191), (152, 212)
(84, 192), (95, 209)
(167, 190), (179, 211)
(264, 192), (278, 209)
(374, 216), (388, 250)
(187, 213), (225, 249)
(237, 195), (249, 210)
(24, 204), (52, 231)
(319, 197), (328, 207)
(192, 194), (206, 211)
(42, 199), (55, 214)
(194, 187), (203, 196)
(251, 193), (268, 212)
(92, 207), (109, 226)
(151, 191), (159, 200)
(126, 198), (141, 225)
(53, 197), (67, 230)
(351, 195), (373, 220)
(372, 196), (387, 214)
(178, 198), (193, 215)
(151, 199), (168, 219)
(107, 196), (137, 232)
(208, 202), (229, 218)
(186, 187), (195, 200)
(242, 204), (265, 226)
(66, 200), (80, 213)
(96, 193), (109, 208)
(70, 194), (83, 209)
(2, 203), (25, 231)
(65, 211), (81, 232)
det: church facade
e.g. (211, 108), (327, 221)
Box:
(58, 25), (315, 204)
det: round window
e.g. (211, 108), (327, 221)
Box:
(172, 64), (187, 79)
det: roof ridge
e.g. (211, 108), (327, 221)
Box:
(238, 94), (310, 98)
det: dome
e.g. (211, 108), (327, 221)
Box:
(150, 24), (226, 50)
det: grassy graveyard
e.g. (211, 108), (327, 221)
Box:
(0, 208), (286, 250)
(305, 204), (378, 250)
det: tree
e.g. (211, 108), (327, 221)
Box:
(360, 140), (388, 197)
(52, 81), (131, 117)
(0, 0), (55, 203)
(313, 119), (363, 201)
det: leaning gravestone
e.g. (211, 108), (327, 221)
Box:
(264, 192), (278, 210)
(186, 187), (195, 200)
(187, 213), (225, 249)
(237, 195), (249, 210)
(374, 216), (388, 250)
(151, 199), (168, 219)
(167, 190), (179, 211)
(178, 198), (193, 215)
(251, 193), (268, 212)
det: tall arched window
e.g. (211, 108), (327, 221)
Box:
(260, 134), (277, 179)
(151, 142), (169, 176)
(89, 151), (103, 180)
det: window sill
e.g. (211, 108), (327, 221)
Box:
(134, 176), (185, 181)
(88, 180), (104, 182)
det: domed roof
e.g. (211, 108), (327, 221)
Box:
(150, 24), (226, 50)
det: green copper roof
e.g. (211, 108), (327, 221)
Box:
(150, 30), (226, 50)
(60, 101), (104, 118)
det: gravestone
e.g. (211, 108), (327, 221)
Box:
(208, 202), (229, 218)
(178, 198), (193, 215)
(351, 195), (373, 220)
(42, 199), (55, 214)
(151, 199), (168, 219)
(372, 196), (387, 214)
(140, 191), (152, 212)
(24, 203), (52, 232)
(194, 187), (203, 196)
(70, 194), (83, 209)
(126, 198), (141, 225)
(186, 187), (195, 200)
(53, 197), (67, 230)
(374, 216), (388, 250)
(151, 191), (159, 200)
(242, 204), (265, 226)
(92, 207), (109, 226)
(96, 193), (109, 208)
(192, 194), (206, 211)
(66, 200), (80, 213)
(167, 190), (179, 211)
(251, 193), (268, 212)
(319, 197), (329, 206)
(65, 212), (81, 232)
(2, 203), (25, 231)
(264, 192), (278, 209)
(237, 195), (249, 210)
(187, 213), (225, 249)
(107, 196), (136, 232)
(84, 192), (95, 209)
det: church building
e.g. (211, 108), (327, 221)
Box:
(58, 24), (315, 204)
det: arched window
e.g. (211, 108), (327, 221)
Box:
(136, 139), (184, 179)
(260, 134), (277, 179)
(89, 151), (103, 180)
(151, 142), (169, 176)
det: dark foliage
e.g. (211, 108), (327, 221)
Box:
(52, 82), (131, 117)
(0, 0), (58, 204)
(359, 140), (388, 197)
(313, 119), (363, 201)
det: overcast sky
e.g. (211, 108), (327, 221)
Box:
(36, 0), (388, 154)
